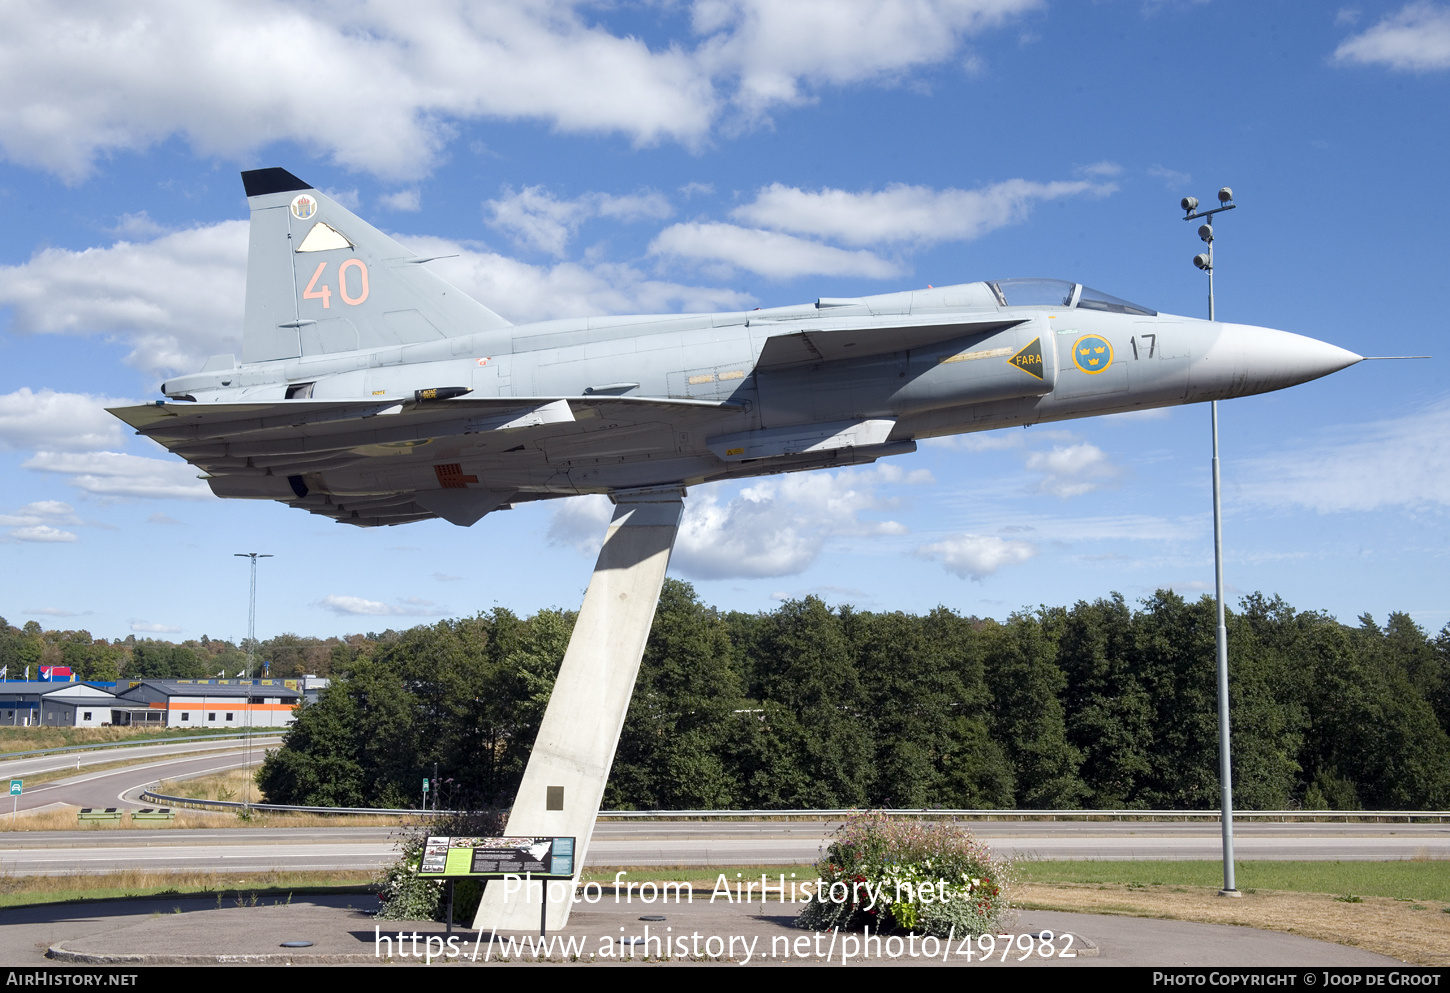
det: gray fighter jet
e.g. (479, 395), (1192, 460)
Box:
(109, 168), (1362, 526)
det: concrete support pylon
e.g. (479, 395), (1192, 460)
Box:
(472, 487), (684, 931)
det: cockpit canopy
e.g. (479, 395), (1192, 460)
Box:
(988, 278), (1157, 317)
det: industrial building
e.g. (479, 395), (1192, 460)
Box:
(111, 679), (303, 728)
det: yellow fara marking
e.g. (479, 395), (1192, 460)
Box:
(718, 370), (745, 380)
(688, 373), (715, 385)
(939, 346), (1014, 364)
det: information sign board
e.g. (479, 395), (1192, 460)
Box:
(416, 836), (574, 879)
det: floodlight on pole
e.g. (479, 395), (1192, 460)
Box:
(1181, 187), (1239, 898)
(234, 553), (274, 675)
(234, 551), (272, 816)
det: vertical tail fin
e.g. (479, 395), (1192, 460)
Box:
(239, 168), (511, 363)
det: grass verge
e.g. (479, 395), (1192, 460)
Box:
(0, 725), (263, 755)
(1016, 858), (1450, 903)
(0, 869), (375, 909)
(2, 803), (418, 831)
(1015, 880), (1450, 967)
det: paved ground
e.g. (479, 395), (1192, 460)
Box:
(0, 893), (1405, 967)
(0, 737), (281, 785)
(4, 748), (273, 814)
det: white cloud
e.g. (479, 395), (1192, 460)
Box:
(0, 222), (247, 374)
(3, 500), (85, 543)
(649, 222), (901, 279)
(548, 465), (926, 578)
(674, 471), (912, 578)
(420, 237), (756, 321)
(486, 186), (674, 257)
(9, 525), (77, 543)
(692, 0), (1041, 117)
(915, 533), (1036, 579)
(0, 501), (81, 527)
(596, 192), (676, 223)
(323, 187), (361, 211)
(318, 594), (446, 616)
(1147, 165), (1192, 189)
(131, 621), (182, 633)
(23, 451), (213, 501)
(107, 211), (168, 239)
(488, 187), (593, 257)
(923, 510), (1201, 545)
(1024, 442), (1122, 497)
(1334, 2), (1450, 70)
(24, 607), (88, 617)
(729, 178), (1114, 247)
(0, 2), (716, 182)
(0, 2), (1039, 182)
(379, 190), (422, 212)
(546, 493), (615, 554)
(1239, 399), (1450, 512)
(0, 390), (130, 452)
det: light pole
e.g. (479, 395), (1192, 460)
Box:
(234, 553), (273, 677)
(1181, 188), (1240, 898)
(234, 552), (272, 815)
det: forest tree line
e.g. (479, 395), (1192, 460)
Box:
(0, 620), (367, 682)
(253, 582), (1450, 812)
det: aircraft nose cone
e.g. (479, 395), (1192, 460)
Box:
(1196, 323), (1362, 399)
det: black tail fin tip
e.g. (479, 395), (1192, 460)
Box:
(241, 168), (312, 198)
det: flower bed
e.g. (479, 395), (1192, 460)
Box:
(797, 811), (1013, 937)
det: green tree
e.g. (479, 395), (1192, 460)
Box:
(1056, 595), (1153, 808)
(607, 580), (745, 809)
(981, 613), (1086, 808)
(752, 597), (872, 807)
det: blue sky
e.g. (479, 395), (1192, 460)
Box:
(0, 1), (1445, 644)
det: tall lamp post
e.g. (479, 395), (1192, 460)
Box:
(234, 552), (272, 815)
(234, 553), (273, 676)
(1181, 188), (1240, 898)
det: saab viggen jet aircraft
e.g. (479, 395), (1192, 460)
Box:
(108, 168), (1362, 526)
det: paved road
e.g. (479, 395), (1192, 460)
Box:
(0, 735), (282, 783)
(585, 820), (1450, 864)
(2, 820), (1447, 875)
(4, 749), (271, 815)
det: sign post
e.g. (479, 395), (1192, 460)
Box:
(10, 779), (20, 821)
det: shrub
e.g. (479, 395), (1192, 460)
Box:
(375, 810), (505, 923)
(797, 811), (1012, 937)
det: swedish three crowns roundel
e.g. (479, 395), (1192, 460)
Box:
(1072, 334), (1113, 374)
